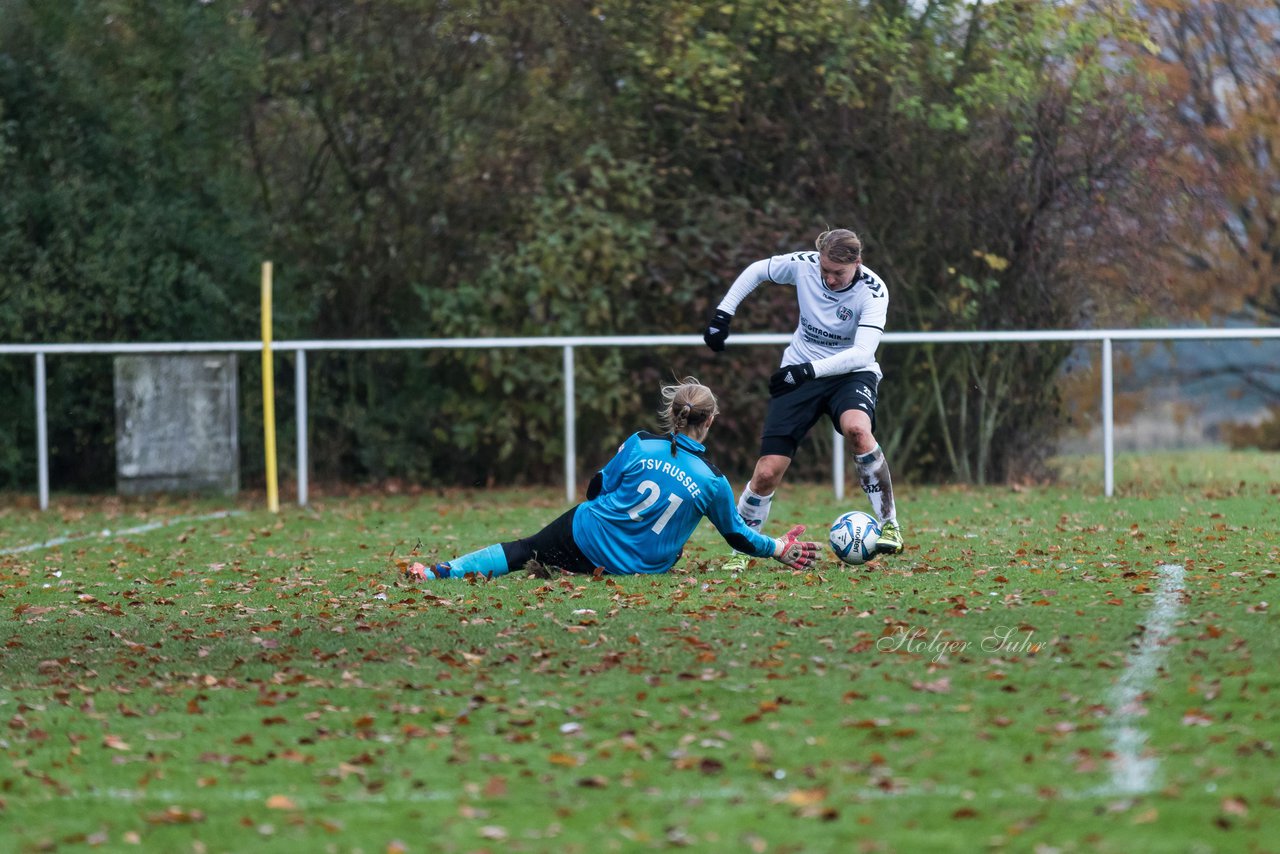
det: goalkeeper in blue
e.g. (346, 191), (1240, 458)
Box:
(401, 377), (820, 581)
(702, 228), (904, 558)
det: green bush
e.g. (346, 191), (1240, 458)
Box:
(3, 0), (1187, 491)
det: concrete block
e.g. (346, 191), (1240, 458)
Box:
(115, 354), (239, 495)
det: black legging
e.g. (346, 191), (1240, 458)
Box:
(500, 505), (598, 575)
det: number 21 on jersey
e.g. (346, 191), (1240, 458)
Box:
(628, 480), (682, 534)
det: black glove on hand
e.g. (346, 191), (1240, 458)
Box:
(769, 362), (816, 396)
(703, 309), (733, 352)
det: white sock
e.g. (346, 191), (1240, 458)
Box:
(855, 444), (896, 525)
(737, 484), (773, 532)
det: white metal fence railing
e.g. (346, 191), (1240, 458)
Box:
(4, 328), (1278, 510)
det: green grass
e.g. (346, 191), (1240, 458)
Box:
(2, 451), (1278, 852)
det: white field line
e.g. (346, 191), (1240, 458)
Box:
(1099, 562), (1186, 797)
(0, 510), (242, 556)
(45, 778), (1139, 810)
(47, 783), (1027, 809)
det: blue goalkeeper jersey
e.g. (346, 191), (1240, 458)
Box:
(571, 431), (776, 575)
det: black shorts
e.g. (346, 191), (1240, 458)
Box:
(502, 505), (598, 575)
(759, 371), (880, 458)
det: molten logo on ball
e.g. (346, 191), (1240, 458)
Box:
(829, 510), (882, 566)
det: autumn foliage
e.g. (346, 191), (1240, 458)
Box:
(1, 0), (1271, 488)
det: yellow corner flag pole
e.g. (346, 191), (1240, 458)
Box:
(261, 261), (280, 513)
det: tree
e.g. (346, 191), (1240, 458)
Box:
(581, 0), (1187, 482)
(1142, 0), (1279, 324)
(1134, 0), (1280, 409)
(2, 0), (1211, 489)
(244, 0), (1194, 485)
(0, 0), (263, 488)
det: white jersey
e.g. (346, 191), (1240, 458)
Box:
(716, 251), (889, 380)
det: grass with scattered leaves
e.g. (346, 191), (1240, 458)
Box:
(2, 450), (1277, 852)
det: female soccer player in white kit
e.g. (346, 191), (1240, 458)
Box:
(702, 228), (904, 558)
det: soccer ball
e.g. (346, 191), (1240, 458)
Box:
(829, 511), (882, 566)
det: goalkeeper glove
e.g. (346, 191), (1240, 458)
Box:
(703, 309), (733, 352)
(769, 362), (815, 396)
(773, 525), (819, 571)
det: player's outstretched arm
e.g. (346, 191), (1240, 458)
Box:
(773, 525), (820, 570)
(704, 258), (776, 353)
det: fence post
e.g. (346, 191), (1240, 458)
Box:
(563, 345), (576, 504)
(296, 349), (309, 507)
(35, 352), (49, 511)
(1102, 337), (1114, 497)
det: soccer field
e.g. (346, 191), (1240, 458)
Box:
(2, 451), (1277, 852)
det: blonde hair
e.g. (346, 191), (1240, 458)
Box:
(658, 377), (719, 455)
(815, 228), (862, 265)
